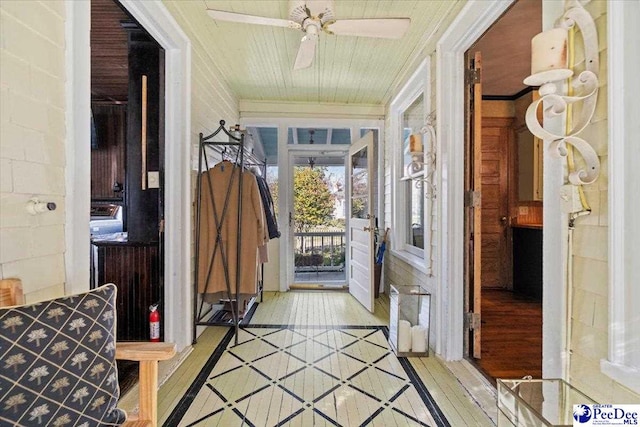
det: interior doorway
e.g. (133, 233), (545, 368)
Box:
(464, 0), (543, 382)
(90, 0), (165, 342)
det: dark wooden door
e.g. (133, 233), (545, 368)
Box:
(481, 118), (512, 288)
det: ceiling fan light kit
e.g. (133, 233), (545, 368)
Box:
(207, 0), (411, 70)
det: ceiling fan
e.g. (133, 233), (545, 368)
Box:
(206, 0), (411, 70)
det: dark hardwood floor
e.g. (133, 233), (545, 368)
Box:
(474, 288), (542, 383)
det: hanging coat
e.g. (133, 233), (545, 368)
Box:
(255, 175), (280, 239)
(197, 161), (267, 296)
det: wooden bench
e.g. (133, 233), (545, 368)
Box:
(0, 278), (175, 427)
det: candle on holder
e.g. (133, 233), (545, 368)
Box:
(409, 134), (422, 153)
(531, 28), (567, 74)
(524, 28), (573, 86)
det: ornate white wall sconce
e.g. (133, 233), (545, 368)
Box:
(402, 113), (437, 199)
(523, 0), (600, 185)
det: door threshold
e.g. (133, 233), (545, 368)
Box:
(290, 283), (348, 291)
(445, 358), (498, 423)
(465, 356), (498, 387)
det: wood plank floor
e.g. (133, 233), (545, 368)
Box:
(120, 291), (496, 426)
(474, 289), (543, 382)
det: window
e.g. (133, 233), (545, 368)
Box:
(389, 59), (430, 268)
(602, 0), (640, 394)
(402, 95), (426, 251)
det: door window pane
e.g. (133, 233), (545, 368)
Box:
(351, 147), (368, 219)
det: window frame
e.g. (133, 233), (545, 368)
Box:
(601, 0), (640, 394)
(390, 58), (431, 271)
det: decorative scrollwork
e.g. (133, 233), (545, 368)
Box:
(523, 1), (600, 186)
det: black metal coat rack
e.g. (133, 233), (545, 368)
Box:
(193, 120), (266, 344)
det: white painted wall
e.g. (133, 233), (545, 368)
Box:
(0, 1), (68, 302)
(263, 239), (280, 292)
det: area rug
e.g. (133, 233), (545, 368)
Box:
(164, 325), (450, 427)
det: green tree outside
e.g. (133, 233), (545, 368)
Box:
(293, 166), (335, 233)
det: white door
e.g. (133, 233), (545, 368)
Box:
(347, 132), (375, 312)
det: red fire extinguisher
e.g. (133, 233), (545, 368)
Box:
(149, 303), (160, 342)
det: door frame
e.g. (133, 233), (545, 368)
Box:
(65, 1), (192, 351)
(435, 0), (514, 360)
(287, 148), (349, 287)
(437, 0), (565, 377)
(240, 117), (384, 292)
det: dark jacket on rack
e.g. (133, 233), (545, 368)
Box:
(197, 161), (268, 296)
(255, 175), (280, 239)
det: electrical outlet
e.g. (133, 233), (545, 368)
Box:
(518, 206), (529, 216)
(147, 171), (160, 189)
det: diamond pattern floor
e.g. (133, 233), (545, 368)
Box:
(170, 326), (445, 427)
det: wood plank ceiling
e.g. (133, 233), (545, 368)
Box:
(471, 0), (542, 97)
(92, 0), (540, 105)
(91, 0), (130, 103)
(163, 0), (466, 105)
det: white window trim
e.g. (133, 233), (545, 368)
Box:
(390, 58), (430, 273)
(601, 0), (640, 394)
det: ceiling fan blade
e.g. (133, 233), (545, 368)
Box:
(326, 18), (410, 39)
(207, 9), (301, 29)
(294, 35), (318, 70)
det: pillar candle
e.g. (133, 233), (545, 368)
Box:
(398, 320), (412, 352)
(411, 325), (427, 353)
(409, 134), (423, 153)
(530, 28), (568, 75)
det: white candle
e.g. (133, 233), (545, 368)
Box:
(398, 320), (412, 352)
(411, 325), (427, 353)
(530, 28), (568, 75)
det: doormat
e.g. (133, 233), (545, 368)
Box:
(164, 325), (449, 426)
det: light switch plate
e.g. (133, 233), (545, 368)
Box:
(147, 171), (160, 189)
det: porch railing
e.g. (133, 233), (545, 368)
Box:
(294, 228), (345, 272)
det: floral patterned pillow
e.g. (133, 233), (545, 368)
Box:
(0, 284), (126, 426)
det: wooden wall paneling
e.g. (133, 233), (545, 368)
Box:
(91, 105), (126, 200)
(92, 242), (162, 341)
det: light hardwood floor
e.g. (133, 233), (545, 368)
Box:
(122, 291), (496, 426)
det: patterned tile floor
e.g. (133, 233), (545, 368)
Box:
(166, 326), (448, 426)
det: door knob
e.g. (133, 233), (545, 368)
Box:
(500, 216), (507, 223)
(364, 226), (373, 232)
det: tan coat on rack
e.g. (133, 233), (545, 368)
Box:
(198, 161), (267, 297)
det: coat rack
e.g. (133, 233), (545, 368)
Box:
(193, 120), (266, 345)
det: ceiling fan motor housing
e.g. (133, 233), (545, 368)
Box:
(289, 0), (335, 28)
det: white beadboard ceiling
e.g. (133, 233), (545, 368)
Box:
(163, 0), (541, 105)
(163, 0), (464, 105)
